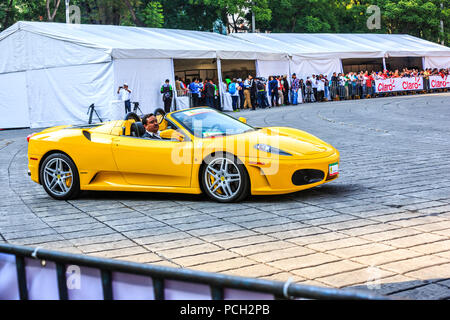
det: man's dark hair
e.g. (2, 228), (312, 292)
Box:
(142, 113), (155, 126)
(165, 79), (170, 83)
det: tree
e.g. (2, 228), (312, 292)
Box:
(194, 0), (272, 33)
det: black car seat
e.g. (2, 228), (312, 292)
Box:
(130, 121), (146, 137)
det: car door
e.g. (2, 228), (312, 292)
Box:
(111, 135), (193, 188)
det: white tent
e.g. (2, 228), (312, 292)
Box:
(231, 33), (450, 80)
(0, 22), (287, 129)
(1, 22), (449, 129)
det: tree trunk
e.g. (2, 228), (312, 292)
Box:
(122, 0), (145, 27)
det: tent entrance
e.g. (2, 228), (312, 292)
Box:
(174, 59), (218, 91)
(342, 58), (384, 73)
(385, 57), (423, 71)
(220, 60), (256, 81)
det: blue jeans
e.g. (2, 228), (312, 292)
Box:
(291, 90), (298, 105)
(124, 100), (131, 113)
(257, 91), (268, 108)
(231, 96), (239, 110)
(206, 96), (214, 108)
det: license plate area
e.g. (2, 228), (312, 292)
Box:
(329, 162), (339, 176)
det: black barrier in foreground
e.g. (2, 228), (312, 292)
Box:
(0, 243), (390, 300)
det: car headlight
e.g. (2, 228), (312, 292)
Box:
(254, 144), (292, 156)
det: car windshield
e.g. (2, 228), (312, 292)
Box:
(172, 108), (255, 138)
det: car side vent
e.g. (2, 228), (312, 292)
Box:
(82, 130), (91, 141)
(292, 169), (325, 186)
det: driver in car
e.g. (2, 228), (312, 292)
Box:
(142, 114), (162, 139)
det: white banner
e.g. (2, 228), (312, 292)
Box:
(375, 77), (423, 93)
(429, 75), (450, 89)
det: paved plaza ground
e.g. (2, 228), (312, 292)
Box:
(1, 92), (450, 299)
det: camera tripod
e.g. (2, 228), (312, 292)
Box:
(87, 103), (103, 124)
(132, 102), (143, 115)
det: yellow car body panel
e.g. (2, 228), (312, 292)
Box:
(28, 108), (340, 198)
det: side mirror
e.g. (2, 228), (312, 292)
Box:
(238, 117), (247, 124)
(159, 129), (184, 142)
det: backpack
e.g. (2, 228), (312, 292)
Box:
(228, 83), (236, 94)
(162, 84), (172, 99)
(256, 80), (264, 91)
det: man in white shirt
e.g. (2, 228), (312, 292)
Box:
(311, 74), (318, 102)
(142, 113), (162, 139)
(317, 75), (325, 102)
(117, 83), (132, 114)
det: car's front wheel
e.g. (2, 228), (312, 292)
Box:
(40, 153), (80, 200)
(201, 153), (249, 203)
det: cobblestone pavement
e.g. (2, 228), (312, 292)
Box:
(1, 93), (450, 299)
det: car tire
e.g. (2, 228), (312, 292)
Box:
(40, 153), (80, 200)
(200, 153), (250, 203)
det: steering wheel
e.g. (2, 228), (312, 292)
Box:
(124, 112), (141, 122)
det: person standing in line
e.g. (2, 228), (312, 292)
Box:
(160, 79), (173, 113)
(311, 74), (318, 102)
(249, 75), (257, 110)
(243, 75), (253, 110)
(229, 78), (240, 112)
(204, 79), (215, 109)
(268, 76), (279, 107)
(198, 78), (204, 105)
(237, 78), (245, 109)
(276, 76), (284, 106)
(316, 75), (325, 102)
(283, 75), (290, 105)
(255, 77), (268, 109)
(117, 83), (132, 114)
(188, 78), (200, 108)
(290, 73), (300, 105)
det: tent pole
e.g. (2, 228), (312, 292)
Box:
(382, 57), (387, 71)
(217, 57), (224, 109)
(170, 58), (177, 111)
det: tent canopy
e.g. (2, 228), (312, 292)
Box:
(230, 33), (450, 60)
(0, 21), (287, 62)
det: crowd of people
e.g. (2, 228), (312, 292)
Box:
(168, 67), (448, 112)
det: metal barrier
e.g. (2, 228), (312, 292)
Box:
(0, 243), (390, 300)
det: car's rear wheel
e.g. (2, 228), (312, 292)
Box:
(40, 153), (80, 200)
(201, 153), (249, 203)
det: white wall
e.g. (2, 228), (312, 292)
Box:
(27, 62), (114, 128)
(0, 72), (30, 129)
(113, 58), (175, 115)
(290, 57), (343, 80)
(256, 60), (290, 79)
(424, 56), (450, 69)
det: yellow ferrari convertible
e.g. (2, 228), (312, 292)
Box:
(27, 107), (339, 202)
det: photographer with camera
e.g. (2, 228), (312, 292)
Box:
(117, 83), (132, 114)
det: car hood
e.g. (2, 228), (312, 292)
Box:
(201, 126), (337, 160)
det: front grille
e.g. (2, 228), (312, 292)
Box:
(292, 169), (325, 186)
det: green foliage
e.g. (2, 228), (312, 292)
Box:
(0, 0), (448, 45)
(138, 1), (163, 27)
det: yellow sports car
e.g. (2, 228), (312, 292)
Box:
(27, 107), (339, 203)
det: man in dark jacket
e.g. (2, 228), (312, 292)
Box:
(283, 75), (290, 105)
(160, 79), (173, 113)
(204, 79), (215, 109)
